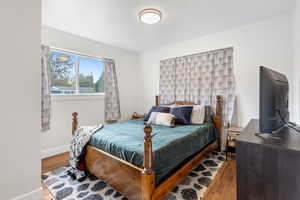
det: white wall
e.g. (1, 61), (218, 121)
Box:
(293, 1), (300, 123)
(0, 0), (42, 199)
(137, 13), (295, 127)
(42, 26), (140, 158)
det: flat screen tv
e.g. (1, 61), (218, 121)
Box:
(259, 66), (289, 133)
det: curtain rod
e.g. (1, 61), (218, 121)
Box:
(45, 45), (105, 61)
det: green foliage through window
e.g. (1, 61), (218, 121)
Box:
(49, 49), (104, 94)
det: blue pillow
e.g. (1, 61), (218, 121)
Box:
(171, 106), (193, 125)
(144, 106), (170, 121)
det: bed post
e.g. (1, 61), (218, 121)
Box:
(214, 95), (223, 151)
(72, 112), (78, 135)
(155, 95), (160, 106)
(142, 125), (155, 200)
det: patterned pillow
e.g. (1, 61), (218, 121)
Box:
(171, 106), (193, 125)
(144, 106), (170, 121)
(147, 112), (176, 127)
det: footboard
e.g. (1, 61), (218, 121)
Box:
(85, 146), (145, 199)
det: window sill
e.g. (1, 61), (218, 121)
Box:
(51, 93), (105, 101)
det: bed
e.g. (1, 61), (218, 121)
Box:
(71, 95), (223, 200)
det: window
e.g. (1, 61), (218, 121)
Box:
(49, 50), (76, 94)
(49, 49), (105, 94)
(78, 57), (104, 93)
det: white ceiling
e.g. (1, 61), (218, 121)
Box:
(42, 0), (295, 52)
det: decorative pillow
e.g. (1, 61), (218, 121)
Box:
(173, 104), (206, 124)
(190, 105), (205, 124)
(144, 106), (170, 121)
(147, 112), (176, 127)
(171, 106), (193, 125)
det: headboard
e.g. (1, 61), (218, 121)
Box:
(155, 95), (223, 150)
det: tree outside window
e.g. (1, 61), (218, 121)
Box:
(49, 49), (104, 94)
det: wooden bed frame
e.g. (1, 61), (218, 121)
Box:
(71, 95), (223, 200)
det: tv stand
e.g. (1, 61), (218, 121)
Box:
(236, 119), (300, 200)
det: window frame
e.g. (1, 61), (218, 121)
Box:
(49, 47), (105, 96)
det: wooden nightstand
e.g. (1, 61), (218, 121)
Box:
(132, 112), (145, 120)
(226, 126), (243, 160)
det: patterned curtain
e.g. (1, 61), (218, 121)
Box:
(41, 45), (51, 131)
(159, 59), (176, 103)
(104, 58), (121, 122)
(159, 47), (235, 125)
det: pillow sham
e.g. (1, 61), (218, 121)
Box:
(160, 103), (178, 109)
(171, 106), (193, 125)
(147, 112), (176, 127)
(144, 106), (170, 121)
(190, 105), (205, 124)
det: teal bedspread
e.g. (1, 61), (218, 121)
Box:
(89, 119), (216, 185)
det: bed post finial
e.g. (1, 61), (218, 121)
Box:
(216, 95), (222, 118)
(155, 95), (160, 106)
(72, 112), (78, 135)
(143, 125), (153, 173)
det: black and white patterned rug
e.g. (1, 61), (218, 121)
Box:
(42, 151), (225, 200)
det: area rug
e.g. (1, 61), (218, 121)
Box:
(42, 150), (225, 200)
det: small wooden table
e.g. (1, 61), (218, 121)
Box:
(131, 112), (145, 120)
(226, 126), (243, 160)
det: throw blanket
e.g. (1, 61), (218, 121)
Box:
(67, 125), (103, 179)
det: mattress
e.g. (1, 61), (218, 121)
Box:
(89, 119), (217, 185)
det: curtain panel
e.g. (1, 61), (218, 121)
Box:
(104, 58), (121, 122)
(41, 45), (51, 131)
(159, 47), (235, 125)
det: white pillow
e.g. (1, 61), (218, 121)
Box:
(161, 104), (178, 109)
(190, 105), (205, 124)
(147, 112), (176, 127)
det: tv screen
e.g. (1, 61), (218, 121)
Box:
(259, 66), (289, 133)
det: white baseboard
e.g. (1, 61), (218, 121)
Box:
(11, 187), (42, 200)
(42, 144), (69, 159)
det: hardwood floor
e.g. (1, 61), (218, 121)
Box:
(42, 154), (236, 200)
(204, 158), (236, 200)
(42, 152), (69, 174)
(42, 152), (69, 200)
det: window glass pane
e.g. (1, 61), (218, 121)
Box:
(49, 50), (76, 94)
(78, 57), (105, 93)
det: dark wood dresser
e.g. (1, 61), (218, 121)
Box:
(236, 119), (300, 200)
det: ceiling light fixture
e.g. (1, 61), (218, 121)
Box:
(139, 8), (162, 24)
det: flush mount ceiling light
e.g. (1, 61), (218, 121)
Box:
(139, 8), (162, 24)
